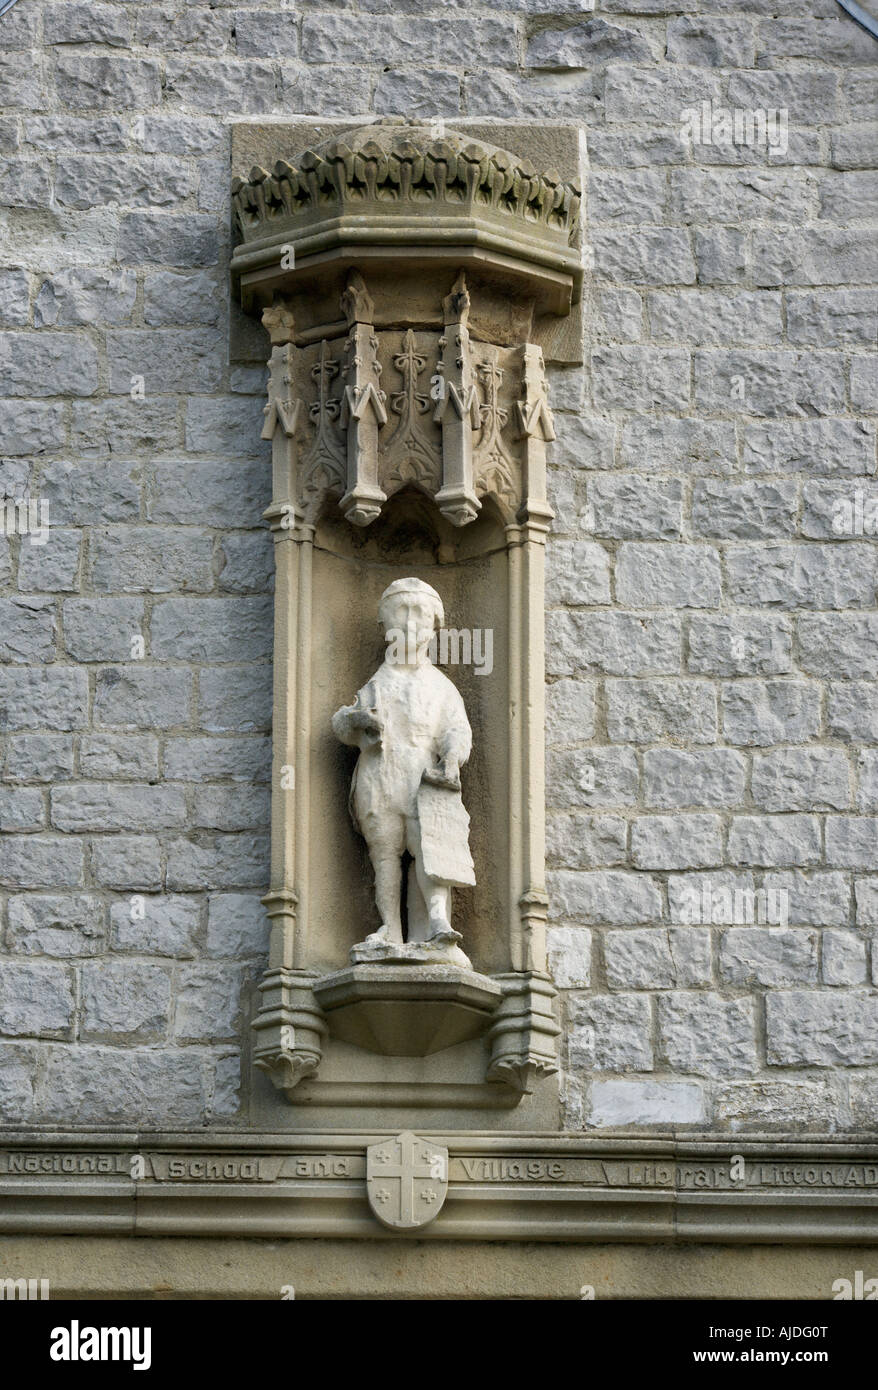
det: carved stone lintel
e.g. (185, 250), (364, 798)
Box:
(264, 328), (562, 527)
(262, 326), (562, 527)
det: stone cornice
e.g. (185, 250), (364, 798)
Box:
(230, 120), (583, 323)
(231, 120), (582, 250)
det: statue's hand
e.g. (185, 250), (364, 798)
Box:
(423, 758), (461, 792)
(350, 707), (382, 741)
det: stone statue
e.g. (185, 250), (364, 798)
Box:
(332, 578), (475, 967)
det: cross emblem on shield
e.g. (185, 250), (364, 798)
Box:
(366, 1131), (449, 1230)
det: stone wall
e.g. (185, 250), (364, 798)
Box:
(0, 0), (875, 1135)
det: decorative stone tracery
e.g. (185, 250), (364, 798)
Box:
(258, 284), (558, 531)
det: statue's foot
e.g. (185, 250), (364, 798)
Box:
(427, 922), (463, 947)
(364, 924), (401, 946)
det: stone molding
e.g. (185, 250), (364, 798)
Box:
(3, 1134), (878, 1243)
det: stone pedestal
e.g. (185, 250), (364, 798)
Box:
(349, 938), (472, 969)
(313, 964), (503, 1055)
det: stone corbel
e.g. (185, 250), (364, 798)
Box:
(433, 272), (481, 527)
(252, 961), (327, 1095)
(338, 271), (388, 527)
(486, 973), (561, 1093)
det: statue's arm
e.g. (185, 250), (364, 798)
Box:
(440, 692), (472, 767)
(426, 684), (472, 789)
(332, 681), (382, 748)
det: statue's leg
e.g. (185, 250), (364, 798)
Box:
(406, 816), (461, 944)
(364, 814), (405, 943)
(405, 859), (430, 944)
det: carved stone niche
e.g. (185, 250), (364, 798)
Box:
(230, 119), (581, 1129)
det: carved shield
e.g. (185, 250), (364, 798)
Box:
(366, 1131), (449, 1230)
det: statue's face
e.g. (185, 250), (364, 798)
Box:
(381, 593), (438, 659)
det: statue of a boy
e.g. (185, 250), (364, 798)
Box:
(332, 577), (475, 963)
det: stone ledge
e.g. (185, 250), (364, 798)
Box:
(3, 1234), (875, 1300)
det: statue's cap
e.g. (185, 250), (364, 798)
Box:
(380, 577), (441, 603)
(379, 577), (444, 625)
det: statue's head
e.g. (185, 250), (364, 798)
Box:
(379, 578), (444, 662)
